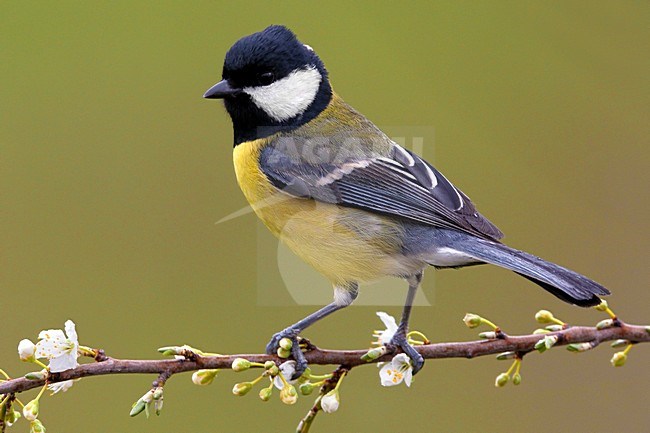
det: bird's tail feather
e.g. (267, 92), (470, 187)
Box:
(444, 236), (610, 307)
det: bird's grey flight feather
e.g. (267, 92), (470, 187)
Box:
(260, 133), (504, 242)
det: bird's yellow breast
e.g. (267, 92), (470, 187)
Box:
(232, 137), (406, 285)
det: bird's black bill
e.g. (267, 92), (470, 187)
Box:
(203, 80), (241, 99)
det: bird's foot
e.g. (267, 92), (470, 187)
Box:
(266, 327), (308, 380)
(389, 331), (424, 375)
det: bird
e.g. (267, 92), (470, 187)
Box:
(203, 25), (610, 378)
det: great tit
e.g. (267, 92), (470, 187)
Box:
(204, 25), (610, 377)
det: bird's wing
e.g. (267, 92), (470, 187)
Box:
(259, 138), (504, 241)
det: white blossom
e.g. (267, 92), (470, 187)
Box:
(48, 380), (75, 394)
(379, 353), (413, 387)
(273, 360), (297, 390)
(373, 312), (398, 344)
(35, 320), (79, 372)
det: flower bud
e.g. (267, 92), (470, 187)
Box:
(267, 364), (280, 376)
(610, 351), (627, 367)
(279, 338), (293, 351)
(279, 385), (298, 405)
(18, 339), (37, 362)
(463, 313), (482, 329)
(534, 310), (554, 324)
(23, 399), (39, 422)
(192, 369), (218, 385)
(259, 387), (272, 401)
(495, 373), (509, 387)
(277, 347), (291, 358)
(232, 382), (253, 396)
(5, 409), (21, 427)
(300, 367), (312, 379)
(545, 325), (563, 332)
(231, 358), (252, 372)
(299, 382), (316, 395)
(264, 360), (276, 370)
(30, 419), (46, 433)
(533, 328), (550, 335)
(361, 346), (387, 361)
(320, 389), (340, 413)
(512, 373), (522, 386)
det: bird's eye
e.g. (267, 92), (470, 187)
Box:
(258, 72), (275, 86)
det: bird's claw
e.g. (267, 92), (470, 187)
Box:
(389, 332), (424, 375)
(266, 327), (308, 380)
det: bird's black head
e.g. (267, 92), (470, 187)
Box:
(204, 25), (332, 146)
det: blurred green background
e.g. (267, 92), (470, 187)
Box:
(2, 1), (648, 432)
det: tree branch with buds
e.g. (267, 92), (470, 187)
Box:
(1, 301), (648, 433)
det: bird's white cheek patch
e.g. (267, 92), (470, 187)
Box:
(244, 66), (322, 122)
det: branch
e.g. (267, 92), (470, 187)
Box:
(1, 321), (648, 396)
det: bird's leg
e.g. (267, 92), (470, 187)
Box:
(266, 302), (342, 377)
(389, 272), (425, 374)
(266, 283), (358, 379)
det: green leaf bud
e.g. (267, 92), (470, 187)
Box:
(478, 331), (496, 339)
(596, 319), (615, 330)
(496, 352), (516, 361)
